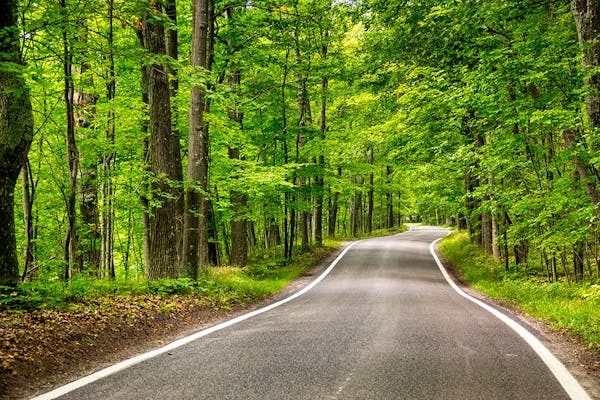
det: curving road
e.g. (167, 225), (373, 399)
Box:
(34, 227), (590, 400)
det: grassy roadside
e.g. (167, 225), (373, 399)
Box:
(0, 226), (406, 313)
(438, 231), (600, 350)
(0, 243), (337, 313)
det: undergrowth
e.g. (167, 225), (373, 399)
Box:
(0, 242), (336, 313)
(439, 231), (600, 349)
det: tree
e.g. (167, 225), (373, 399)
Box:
(183, 0), (212, 278)
(143, 1), (182, 279)
(569, 0), (600, 211)
(0, 0), (34, 287)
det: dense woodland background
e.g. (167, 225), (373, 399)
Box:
(1, 0), (599, 287)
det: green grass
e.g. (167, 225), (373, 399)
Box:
(0, 243), (337, 312)
(439, 231), (600, 349)
(1, 228), (406, 313)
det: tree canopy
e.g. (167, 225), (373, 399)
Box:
(1, 0), (598, 286)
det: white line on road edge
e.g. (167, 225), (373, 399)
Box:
(429, 238), (592, 400)
(31, 242), (359, 400)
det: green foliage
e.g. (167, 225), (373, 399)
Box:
(440, 232), (600, 349)
(0, 241), (339, 312)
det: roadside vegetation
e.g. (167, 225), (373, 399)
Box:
(0, 227), (405, 313)
(439, 231), (600, 350)
(0, 243), (334, 313)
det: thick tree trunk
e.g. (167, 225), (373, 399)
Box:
(572, 0), (600, 133)
(183, 0), (211, 278)
(0, 0), (34, 287)
(74, 81), (100, 274)
(143, 6), (181, 279)
(562, 130), (600, 209)
(571, 1), (600, 212)
(165, 0), (184, 264)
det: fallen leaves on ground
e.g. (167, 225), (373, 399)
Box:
(0, 295), (232, 400)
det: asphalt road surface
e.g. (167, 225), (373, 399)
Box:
(36, 227), (590, 400)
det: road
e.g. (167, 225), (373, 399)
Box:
(35, 227), (590, 400)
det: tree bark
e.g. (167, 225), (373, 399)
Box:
(292, 29), (311, 252)
(328, 167), (341, 237)
(315, 37), (328, 246)
(136, 28), (152, 271)
(183, 0), (211, 278)
(20, 160), (37, 281)
(143, 4), (181, 279)
(165, 0), (184, 264)
(228, 64), (248, 267)
(61, 0), (79, 279)
(74, 39), (100, 274)
(386, 166), (393, 228)
(101, 0), (116, 279)
(0, 0), (34, 287)
(367, 149), (374, 233)
(571, 1), (600, 212)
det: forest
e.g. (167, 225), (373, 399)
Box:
(1, 0), (599, 289)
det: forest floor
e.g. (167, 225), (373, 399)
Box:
(0, 246), (343, 400)
(2, 244), (600, 400)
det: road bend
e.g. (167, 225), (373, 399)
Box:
(36, 226), (587, 400)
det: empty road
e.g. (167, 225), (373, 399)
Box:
(34, 227), (590, 399)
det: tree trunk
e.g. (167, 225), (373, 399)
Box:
(350, 174), (363, 237)
(102, 0), (116, 279)
(367, 149), (374, 234)
(315, 36), (328, 246)
(0, 0), (34, 287)
(143, 5), (181, 280)
(74, 53), (100, 275)
(292, 29), (311, 252)
(386, 166), (393, 228)
(571, 1), (600, 212)
(491, 212), (500, 260)
(61, 0), (79, 279)
(21, 160), (36, 281)
(229, 177), (248, 267)
(184, 0), (209, 270)
(228, 65), (248, 267)
(183, 0), (211, 278)
(165, 0), (184, 264)
(136, 28), (152, 273)
(572, 0), (600, 134)
(562, 130), (599, 210)
(573, 242), (585, 282)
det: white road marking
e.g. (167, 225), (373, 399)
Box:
(429, 238), (592, 400)
(31, 242), (359, 400)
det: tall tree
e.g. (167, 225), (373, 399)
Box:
(143, 1), (182, 279)
(101, 0), (117, 278)
(183, 0), (212, 278)
(61, 0), (80, 280)
(0, 0), (34, 287)
(570, 0), (600, 211)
